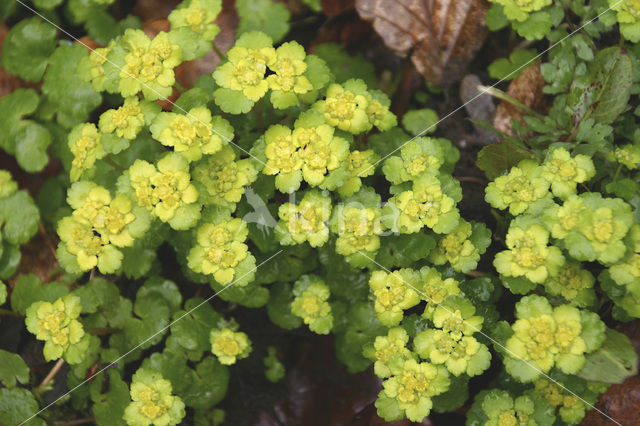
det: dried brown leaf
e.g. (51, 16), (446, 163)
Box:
(493, 61), (546, 136)
(322, 0), (355, 16)
(581, 321), (640, 425)
(355, 0), (489, 85)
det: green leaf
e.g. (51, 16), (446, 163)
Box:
(15, 122), (52, 172)
(488, 49), (538, 81)
(0, 17), (57, 82)
(485, 4), (508, 31)
(431, 374), (469, 413)
(0, 244), (21, 280)
(401, 109), (439, 136)
(137, 277), (182, 314)
(0, 281), (6, 305)
(578, 329), (638, 384)
(0, 88), (40, 155)
(42, 44), (102, 129)
(10, 274), (69, 315)
(121, 244), (156, 279)
(0, 191), (40, 245)
(0, 387), (45, 426)
(168, 297), (223, 361)
(235, 0), (290, 43)
(568, 47), (633, 125)
(500, 275), (538, 295)
(266, 282), (302, 329)
(213, 88), (254, 114)
(90, 369), (129, 426)
(33, 0), (64, 9)
(375, 233), (436, 269)
(314, 43), (377, 87)
(476, 142), (535, 180)
(72, 278), (120, 314)
(512, 11), (552, 40)
(0, 350), (30, 387)
(605, 178), (639, 202)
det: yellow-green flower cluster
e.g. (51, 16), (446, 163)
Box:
(187, 217), (255, 285)
(150, 107), (232, 162)
(609, 0), (640, 42)
(262, 122), (350, 193)
(418, 266), (462, 319)
(494, 219), (565, 283)
(313, 78), (396, 134)
(382, 138), (445, 185)
(57, 182), (150, 273)
(120, 154), (200, 230)
(99, 96), (150, 141)
(534, 379), (587, 425)
(429, 220), (489, 273)
(78, 42), (116, 93)
(329, 189), (384, 265)
(490, 0), (552, 22)
(123, 368), (185, 426)
(0, 170), (18, 199)
(209, 327), (252, 365)
(116, 29), (182, 100)
(214, 31), (276, 102)
(504, 295), (605, 382)
(485, 160), (550, 215)
(369, 269), (421, 326)
(276, 190), (332, 247)
(546, 193), (634, 264)
(385, 174), (461, 234)
(68, 123), (105, 182)
(267, 42), (314, 108)
(25, 294), (89, 364)
(609, 224), (640, 298)
(168, 0), (221, 41)
(414, 298), (491, 377)
(613, 143), (640, 169)
(290, 275), (333, 335)
(192, 146), (258, 208)
(478, 389), (538, 426)
(213, 32), (318, 110)
(364, 327), (412, 378)
(542, 261), (596, 308)
(377, 359), (450, 422)
(540, 148), (595, 199)
(338, 149), (379, 197)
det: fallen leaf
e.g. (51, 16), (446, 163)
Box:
(322, 0), (355, 16)
(133, 0), (182, 21)
(355, 0), (490, 86)
(493, 61), (546, 136)
(581, 321), (640, 425)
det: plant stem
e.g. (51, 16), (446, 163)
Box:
(477, 85), (545, 120)
(38, 358), (65, 391)
(56, 417), (94, 426)
(612, 164), (622, 183)
(212, 44), (225, 60)
(103, 157), (125, 171)
(0, 308), (23, 317)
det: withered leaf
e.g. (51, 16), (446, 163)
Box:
(355, 0), (489, 85)
(493, 61), (546, 136)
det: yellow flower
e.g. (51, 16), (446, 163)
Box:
(69, 123), (104, 182)
(187, 218), (252, 285)
(210, 328), (252, 365)
(213, 31), (277, 102)
(276, 190), (332, 247)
